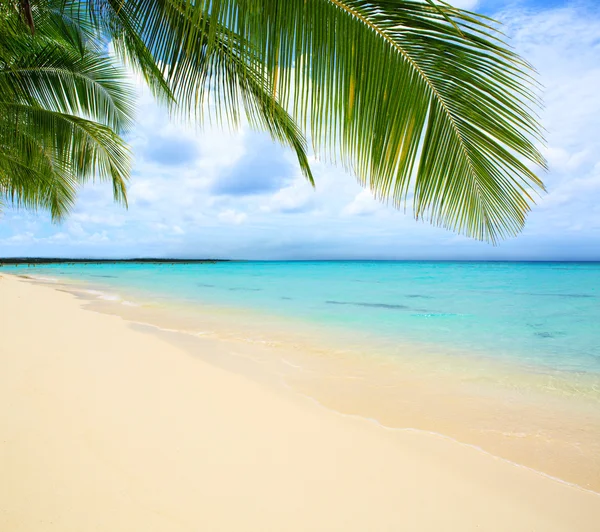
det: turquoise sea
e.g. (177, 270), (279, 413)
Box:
(6, 260), (600, 375)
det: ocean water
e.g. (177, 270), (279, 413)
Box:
(6, 260), (600, 374)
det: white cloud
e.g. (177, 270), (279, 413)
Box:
(342, 189), (382, 216)
(217, 209), (248, 225)
(71, 213), (126, 227)
(448, 0), (479, 9)
(499, 4), (600, 236)
(261, 178), (316, 214)
(65, 222), (87, 238)
(49, 232), (68, 242)
(89, 231), (110, 243)
(6, 232), (35, 244)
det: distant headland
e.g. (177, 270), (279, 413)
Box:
(0, 258), (230, 265)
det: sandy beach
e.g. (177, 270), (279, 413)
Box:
(1, 273), (599, 531)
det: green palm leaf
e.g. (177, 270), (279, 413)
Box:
(62, 0), (314, 181)
(89, 0), (546, 242)
(0, 2), (134, 219)
(0, 131), (78, 219)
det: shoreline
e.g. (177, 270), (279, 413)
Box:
(2, 273), (600, 530)
(7, 270), (600, 492)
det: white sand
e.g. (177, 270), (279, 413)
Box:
(1, 273), (599, 531)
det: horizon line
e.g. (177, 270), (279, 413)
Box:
(2, 258), (600, 264)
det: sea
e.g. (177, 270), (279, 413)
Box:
(7, 260), (600, 373)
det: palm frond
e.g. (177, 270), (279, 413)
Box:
(0, 134), (78, 219)
(0, 103), (130, 212)
(66, 0), (315, 182)
(0, 5), (133, 219)
(78, 0), (544, 241)
(0, 39), (134, 132)
(251, 0), (547, 241)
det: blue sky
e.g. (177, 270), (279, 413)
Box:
(2, 0), (600, 260)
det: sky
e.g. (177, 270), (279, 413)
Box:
(2, 0), (600, 260)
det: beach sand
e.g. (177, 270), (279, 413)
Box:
(1, 273), (599, 531)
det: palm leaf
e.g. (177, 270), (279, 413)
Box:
(62, 0), (314, 182)
(0, 4), (133, 219)
(76, 0), (544, 241)
(0, 39), (134, 132)
(0, 133), (78, 219)
(0, 103), (131, 213)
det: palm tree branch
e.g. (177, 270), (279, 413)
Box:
(88, 0), (314, 182)
(0, 142), (77, 219)
(0, 38), (134, 132)
(1, 102), (130, 206)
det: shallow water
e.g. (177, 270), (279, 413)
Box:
(8, 261), (600, 373)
